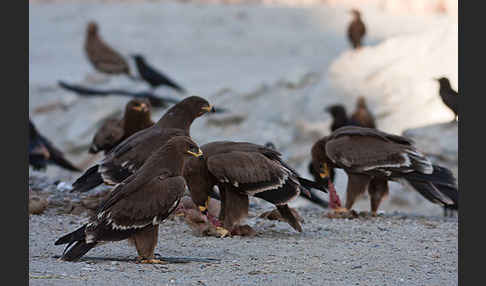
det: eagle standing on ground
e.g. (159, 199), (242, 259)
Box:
(347, 9), (366, 50)
(89, 98), (154, 154)
(308, 97), (376, 197)
(183, 141), (328, 237)
(436, 77), (458, 121)
(29, 119), (80, 172)
(84, 21), (134, 79)
(132, 55), (186, 93)
(55, 136), (203, 262)
(311, 126), (458, 215)
(71, 96), (214, 193)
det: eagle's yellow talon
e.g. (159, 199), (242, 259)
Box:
(198, 197), (211, 213)
(137, 259), (167, 264)
(333, 207), (349, 214)
(215, 227), (230, 238)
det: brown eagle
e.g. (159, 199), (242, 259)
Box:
(89, 98), (154, 154)
(183, 141), (327, 236)
(311, 126), (458, 215)
(347, 9), (366, 50)
(84, 21), (134, 79)
(71, 96), (214, 193)
(55, 136), (203, 263)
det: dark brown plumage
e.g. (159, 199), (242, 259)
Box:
(84, 21), (133, 78)
(350, 96), (376, 129)
(29, 119), (80, 172)
(436, 77), (458, 120)
(71, 96), (214, 193)
(89, 99), (154, 154)
(55, 136), (202, 263)
(183, 141), (328, 236)
(311, 126), (458, 215)
(347, 9), (366, 49)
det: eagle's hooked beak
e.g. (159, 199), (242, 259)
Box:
(319, 163), (330, 179)
(198, 197), (210, 214)
(132, 103), (148, 112)
(187, 149), (204, 158)
(201, 105), (215, 113)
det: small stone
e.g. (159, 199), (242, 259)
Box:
(29, 195), (49, 215)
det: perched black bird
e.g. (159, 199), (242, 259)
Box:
(29, 119), (80, 172)
(326, 105), (351, 132)
(347, 9), (366, 49)
(132, 55), (186, 93)
(436, 77), (458, 121)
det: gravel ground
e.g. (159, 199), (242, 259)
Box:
(29, 207), (457, 286)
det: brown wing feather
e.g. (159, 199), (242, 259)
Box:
(350, 108), (375, 129)
(202, 141), (281, 158)
(85, 34), (130, 74)
(206, 151), (294, 195)
(325, 135), (432, 175)
(91, 118), (124, 153)
(330, 126), (414, 145)
(88, 175), (185, 240)
(100, 127), (187, 184)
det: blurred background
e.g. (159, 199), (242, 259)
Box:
(29, 0), (458, 216)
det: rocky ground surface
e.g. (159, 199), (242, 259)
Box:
(29, 0), (458, 284)
(30, 206), (457, 286)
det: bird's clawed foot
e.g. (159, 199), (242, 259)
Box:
(215, 226), (230, 238)
(334, 207), (350, 214)
(230, 224), (257, 237)
(325, 207), (358, 219)
(136, 256), (167, 264)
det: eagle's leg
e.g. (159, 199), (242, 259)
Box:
(345, 174), (371, 211)
(368, 178), (389, 216)
(218, 188), (226, 222)
(328, 180), (347, 213)
(276, 204), (303, 233)
(221, 186), (250, 237)
(133, 225), (166, 264)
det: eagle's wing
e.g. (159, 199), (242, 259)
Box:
(99, 127), (187, 184)
(325, 133), (432, 176)
(207, 151), (300, 204)
(87, 175), (186, 240)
